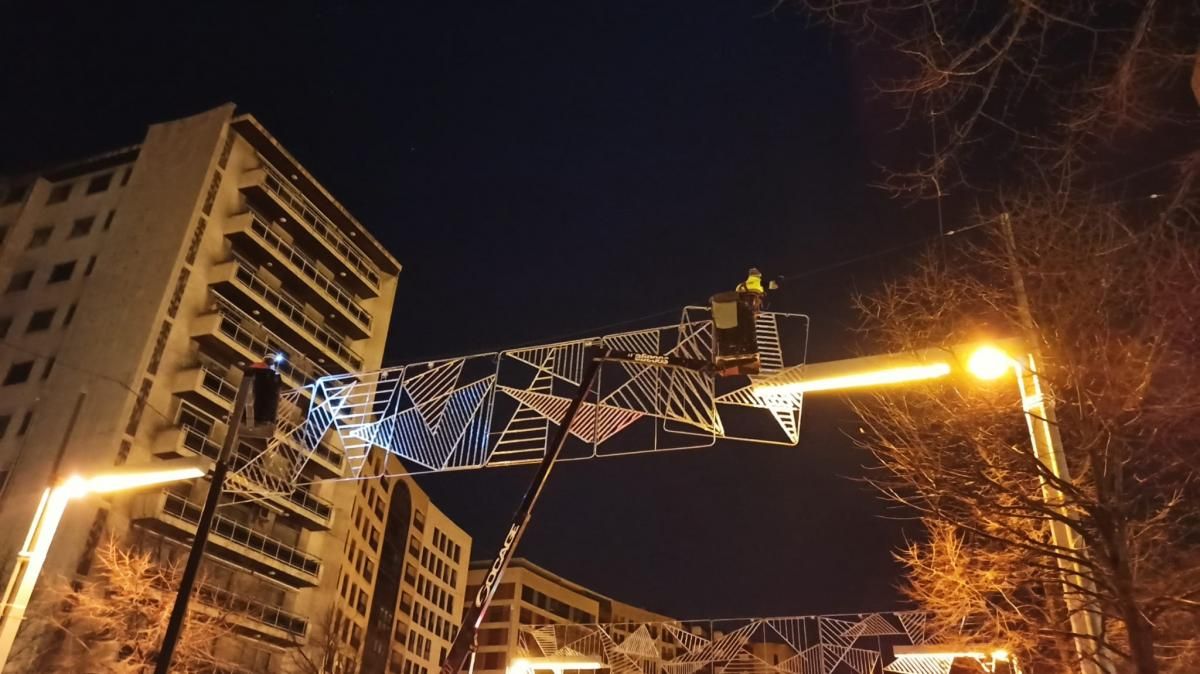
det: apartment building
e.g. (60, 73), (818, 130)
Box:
(0, 105), (418, 672)
(345, 453), (472, 674)
(466, 558), (675, 674)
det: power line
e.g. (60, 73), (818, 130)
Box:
(0, 338), (175, 426)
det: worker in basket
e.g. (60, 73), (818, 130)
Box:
(711, 267), (776, 376)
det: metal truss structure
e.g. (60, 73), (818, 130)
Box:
(228, 308), (807, 495)
(516, 613), (917, 674)
(512, 612), (1003, 674)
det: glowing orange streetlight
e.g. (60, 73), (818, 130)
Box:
(751, 339), (1108, 674)
(0, 460), (207, 669)
(507, 655), (606, 674)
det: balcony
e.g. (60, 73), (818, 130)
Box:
(275, 424), (346, 480)
(189, 298), (327, 390)
(154, 426), (335, 530)
(226, 212), (373, 339)
(134, 491), (322, 588)
(172, 364), (238, 416)
(194, 584), (309, 646)
(208, 259), (363, 372)
(238, 165), (382, 297)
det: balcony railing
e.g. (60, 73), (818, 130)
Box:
(281, 485), (333, 521)
(227, 260), (363, 369)
(177, 426), (333, 522)
(245, 215), (373, 330)
(199, 365), (238, 402)
(195, 583), (308, 638)
(162, 492), (322, 579)
(258, 163), (381, 289)
(209, 294), (326, 386)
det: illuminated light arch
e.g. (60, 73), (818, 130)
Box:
(228, 308), (808, 495)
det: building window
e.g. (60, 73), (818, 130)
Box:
(0, 415), (10, 439)
(84, 256), (96, 276)
(27, 226), (53, 249)
(69, 216), (94, 238)
(86, 173), (112, 194)
(3, 361), (34, 386)
(48, 262), (75, 284)
(218, 133), (235, 169)
(6, 270), (33, 293)
(17, 411), (32, 435)
(0, 317), (11, 338)
(121, 167), (132, 186)
(414, 509), (426, 531)
(201, 172), (221, 216)
(103, 211), (116, 231)
(0, 225), (9, 245)
(46, 184), (71, 204)
(62, 303), (77, 327)
(184, 218), (206, 264)
(26, 309), (54, 333)
(41, 357), (55, 380)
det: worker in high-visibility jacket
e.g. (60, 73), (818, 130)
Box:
(737, 267), (765, 295)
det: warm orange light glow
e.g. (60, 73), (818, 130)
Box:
(754, 362), (952, 396)
(57, 460), (206, 498)
(77, 465), (206, 496)
(967, 345), (1015, 381)
(509, 656), (605, 673)
(0, 460), (205, 669)
(991, 649), (1011, 662)
(893, 650), (988, 661)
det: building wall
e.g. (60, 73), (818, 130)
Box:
(466, 559), (673, 674)
(322, 447), (472, 674)
(0, 105), (426, 674)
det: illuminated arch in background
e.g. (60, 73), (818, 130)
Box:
(228, 308), (808, 495)
(513, 612), (1015, 674)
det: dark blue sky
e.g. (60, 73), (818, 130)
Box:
(2, 1), (938, 617)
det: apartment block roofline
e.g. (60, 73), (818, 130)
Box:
(470, 557), (674, 622)
(471, 557), (604, 602)
(230, 113), (402, 275)
(2, 144), (141, 185)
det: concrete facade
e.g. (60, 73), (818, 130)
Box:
(0, 106), (469, 673)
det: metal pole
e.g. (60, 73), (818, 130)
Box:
(153, 372), (253, 674)
(1001, 215), (1111, 674)
(0, 391), (86, 672)
(440, 347), (606, 674)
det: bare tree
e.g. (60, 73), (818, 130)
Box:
(794, 0), (1200, 197)
(18, 540), (242, 673)
(849, 175), (1200, 674)
(282, 605), (357, 674)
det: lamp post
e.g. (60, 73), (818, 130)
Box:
(0, 459), (207, 671)
(753, 340), (1111, 674)
(153, 357), (282, 674)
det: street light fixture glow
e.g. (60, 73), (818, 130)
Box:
(0, 459), (207, 670)
(79, 465), (207, 496)
(967, 345), (1016, 381)
(508, 656), (606, 674)
(754, 362), (952, 396)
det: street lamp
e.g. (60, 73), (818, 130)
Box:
(0, 459), (207, 670)
(752, 341), (1110, 674)
(507, 655), (606, 674)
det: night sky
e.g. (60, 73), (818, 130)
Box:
(2, 2), (940, 618)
